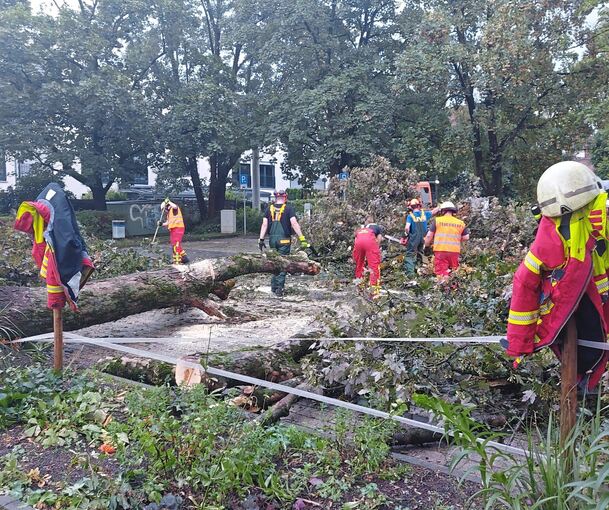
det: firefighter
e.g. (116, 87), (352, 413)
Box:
(258, 190), (309, 297)
(353, 216), (383, 297)
(424, 201), (469, 278)
(402, 198), (433, 275)
(504, 161), (609, 389)
(160, 198), (189, 264)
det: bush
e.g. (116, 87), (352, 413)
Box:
(236, 206), (264, 233)
(81, 190), (128, 201)
(0, 189), (17, 214)
(76, 210), (122, 239)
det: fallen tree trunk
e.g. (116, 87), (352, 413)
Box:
(3, 253), (320, 337)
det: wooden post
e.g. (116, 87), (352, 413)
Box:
(53, 308), (64, 372)
(560, 316), (578, 446)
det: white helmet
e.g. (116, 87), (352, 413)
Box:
(439, 201), (457, 213)
(537, 161), (602, 217)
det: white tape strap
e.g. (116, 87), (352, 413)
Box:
(11, 332), (528, 458)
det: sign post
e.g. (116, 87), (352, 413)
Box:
(339, 171), (348, 201)
(240, 175), (248, 235)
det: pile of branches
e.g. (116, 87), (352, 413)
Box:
(304, 157), (419, 260)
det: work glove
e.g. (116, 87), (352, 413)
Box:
(400, 237), (408, 246)
(423, 246), (432, 256)
(299, 235), (310, 249)
(500, 338), (525, 369)
(258, 239), (266, 251)
(157, 220), (163, 227)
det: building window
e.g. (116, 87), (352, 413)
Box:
(260, 164), (275, 189)
(0, 152), (6, 182)
(233, 163), (275, 188)
(16, 160), (32, 178)
(232, 163), (252, 187)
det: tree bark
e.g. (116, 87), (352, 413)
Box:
(4, 253), (320, 337)
(89, 178), (108, 211)
(186, 155), (207, 221)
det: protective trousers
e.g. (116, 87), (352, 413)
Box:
(170, 227), (187, 263)
(269, 220), (291, 292)
(433, 251), (460, 276)
(353, 232), (381, 289)
(404, 222), (425, 275)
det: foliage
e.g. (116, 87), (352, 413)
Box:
(397, 0), (589, 197)
(75, 210), (122, 239)
(414, 392), (609, 509)
(0, 366), (409, 509)
(81, 190), (128, 202)
(236, 206), (264, 234)
(305, 156), (419, 259)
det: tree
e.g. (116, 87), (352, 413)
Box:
(0, 1), (156, 209)
(396, 0), (591, 197)
(260, 0), (403, 185)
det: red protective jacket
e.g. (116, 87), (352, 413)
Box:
(507, 204), (609, 389)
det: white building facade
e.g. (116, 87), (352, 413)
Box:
(0, 149), (326, 198)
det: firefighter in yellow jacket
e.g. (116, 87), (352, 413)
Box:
(160, 198), (189, 264)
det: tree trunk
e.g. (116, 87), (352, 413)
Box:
(209, 153), (240, 216)
(4, 253), (320, 337)
(187, 155), (207, 221)
(89, 179), (108, 211)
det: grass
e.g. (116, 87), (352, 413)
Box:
(414, 390), (609, 509)
(0, 365), (453, 510)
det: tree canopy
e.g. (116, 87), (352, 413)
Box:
(0, 0), (607, 210)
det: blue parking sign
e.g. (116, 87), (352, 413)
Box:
(240, 174), (248, 188)
(339, 172), (348, 181)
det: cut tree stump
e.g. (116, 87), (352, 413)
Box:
(4, 253), (320, 337)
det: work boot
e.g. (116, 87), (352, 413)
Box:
(274, 288), (284, 298)
(181, 255), (190, 264)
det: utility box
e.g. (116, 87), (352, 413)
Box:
(304, 202), (312, 220)
(220, 209), (237, 234)
(112, 220), (126, 239)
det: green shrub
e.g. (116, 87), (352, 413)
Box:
(236, 206), (264, 233)
(0, 189), (17, 214)
(76, 210), (122, 239)
(81, 190), (128, 201)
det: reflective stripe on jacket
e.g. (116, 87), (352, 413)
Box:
(433, 217), (465, 253)
(167, 207), (185, 229)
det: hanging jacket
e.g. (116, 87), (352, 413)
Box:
(433, 216), (466, 253)
(506, 192), (609, 389)
(14, 183), (93, 310)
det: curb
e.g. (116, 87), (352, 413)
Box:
(0, 495), (35, 510)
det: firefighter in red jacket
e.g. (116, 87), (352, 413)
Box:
(353, 216), (383, 297)
(160, 198), (189, 264)
(505, 161), (609, 389)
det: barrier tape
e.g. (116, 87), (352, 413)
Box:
(15, 333), (609, 351)
(9, 332), (529, 457)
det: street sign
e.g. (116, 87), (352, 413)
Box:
(339, 172), (348, 181)
(240, 174), (248, 189)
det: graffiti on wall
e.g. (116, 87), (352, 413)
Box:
(129, 203), (161, 232)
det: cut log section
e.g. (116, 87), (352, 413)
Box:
(3, 253), (320, 337)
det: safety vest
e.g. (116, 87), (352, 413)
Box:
(433, 216), (465, 253)
(408, 209), (427, 223)
(506, 192), (609, 389)
(167, 207), (185, 229)
(270, 204), (286, 222)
